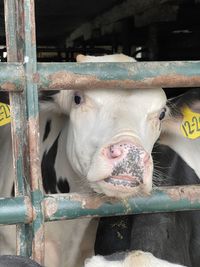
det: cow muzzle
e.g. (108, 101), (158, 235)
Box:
(95, 140), (153, 198)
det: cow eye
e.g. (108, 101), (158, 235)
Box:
(159, 108), (166, 120)
(74, 92), (82, 105)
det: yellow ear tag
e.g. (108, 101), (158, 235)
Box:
(181, 106), (200, 139)
(0, 102), (11, 126)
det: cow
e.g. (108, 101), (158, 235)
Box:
(90, 145), (200, 267)
(0, 54), (199, 267)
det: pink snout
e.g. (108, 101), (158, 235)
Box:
(103, 141), (152, 186)
(105, 141), (150, 163)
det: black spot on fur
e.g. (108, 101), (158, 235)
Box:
(41, 134), (60, 193)
(41, 134), (70, 194)
(95, 216), (132, 255)
(11, 183), (14, 197)
(57, 177), (70, 193)
(43, 120), (51, 141)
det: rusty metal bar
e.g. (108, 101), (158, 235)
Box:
(32, 61), (200, 90)
(44, 185), (200, 221)
(1, 61), (200, 92)
(0, 63), (24, 91)
(4, 0), (45, 262)
(37, 61), (200, 89)
(23, 0), (44, 264)
(4, 0), (32, 257)
(1, 185), (200, 225)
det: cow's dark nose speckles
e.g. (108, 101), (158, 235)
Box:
(103, 141), (151, 185)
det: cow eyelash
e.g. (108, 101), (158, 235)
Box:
(159, 107), (167, 120)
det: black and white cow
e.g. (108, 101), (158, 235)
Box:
(0, 54), (200, 267)
(90, 145), (200, 267)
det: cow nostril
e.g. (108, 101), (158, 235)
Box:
(110, 145), (122, 158)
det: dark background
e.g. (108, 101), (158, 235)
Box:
(0, 0), (200, 62)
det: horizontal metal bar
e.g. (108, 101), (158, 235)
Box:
(1, 61), (200, 92)
(44, 185), (200, 221)
(37, 61), (200, 90)
(1, 185), (200, 225)
(0, 196), (32, 225)
(0, 63), (24, 91)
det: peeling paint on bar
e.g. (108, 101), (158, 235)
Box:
(32, 226), (44, 262)
(28, 117), (42, 190)
(37, 61), (200, 90)
(1, 61), (200, 91)
(44, 185), (200, 221)
(4, 0), (32, 257)
(164, 186), (200, 203)
(1, 185), (200, 225)
(4, 0), (45, 262)
(23, 0), (45, 264)
(0, 63), (24, 91)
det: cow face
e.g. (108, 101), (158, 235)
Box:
(44, 54), (167, 198)
(40, 54), (200, 198)
(65, 88), (166, 198)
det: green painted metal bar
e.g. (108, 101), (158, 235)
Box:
(1, 185), (200, 225)
(0, 196), (32, 224)
(44, 185), (200, 221)
(37, 61), (200, 90)
(1, 60), (200, 92)
(4, 0), (32, 257)
(0, 63), (24, 91)
(23, 0), (45, 264)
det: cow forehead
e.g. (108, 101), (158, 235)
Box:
(84, 88), (167, 112)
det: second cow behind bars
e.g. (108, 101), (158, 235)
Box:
(0, 54), (200, 267)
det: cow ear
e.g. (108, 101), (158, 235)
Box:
(76, 54), (87, 62)
(159, 89), (200, 178)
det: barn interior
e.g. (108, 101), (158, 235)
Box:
(0, 0), (200, 62)
(0, 2), (199, 265)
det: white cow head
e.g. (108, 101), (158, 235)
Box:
(40, 54), (200, 198)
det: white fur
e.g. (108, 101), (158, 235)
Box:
(84, 251), (187, 267)
(76, 54), (136, 63)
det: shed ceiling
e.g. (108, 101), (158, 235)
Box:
(0, 0), (122, 45)
(0, 0), (200, 62)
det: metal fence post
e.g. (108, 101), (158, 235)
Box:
(4, 0), (44, 264)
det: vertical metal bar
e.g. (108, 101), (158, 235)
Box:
(23, 0), (45, 264)
(4, 0), (32, 257)
(4, 0), (44, 264)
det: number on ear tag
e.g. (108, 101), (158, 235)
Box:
(181, 106), (200, 139)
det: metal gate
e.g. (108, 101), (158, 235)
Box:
(1, 0), (200, 265)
